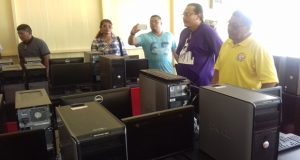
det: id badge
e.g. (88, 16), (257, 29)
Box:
(178, 49), (194, 65)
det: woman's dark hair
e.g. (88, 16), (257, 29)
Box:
(95, 19), (112, 38)
(187, 3), (204, 22)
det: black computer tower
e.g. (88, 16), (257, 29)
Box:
(1, 64), (23, 83)
(0, 58), (13, 70)
(0, 94), (3, 133)
(139, 69), (190, 114)
(1, 64), (25, 105)
(99, 55), (125, 89)
(273, 56), (286, 87)
(15, 89), (53, 151)
(284, 57), (300, 95)
(199, 85), (281, 160)
(84, 51), (103, 83)
(56, 102), (127, 160)
(24, 63), (48, 91)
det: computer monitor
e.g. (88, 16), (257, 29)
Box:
(49, 57), (84, 64)
(122, 105), (194, 160)
(60, 87), (132, 119)
(49, 62), (93, 90)
(125, 58), (148, 83)
(0, 129), (48, 160)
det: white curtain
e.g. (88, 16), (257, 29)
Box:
(11, 0), (102, 53)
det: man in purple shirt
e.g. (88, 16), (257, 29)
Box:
(175, 3), (223, 86)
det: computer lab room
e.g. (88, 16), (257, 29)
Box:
(0, 0), (300, 160)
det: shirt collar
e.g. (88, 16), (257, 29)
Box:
(228, 35), (253, 47)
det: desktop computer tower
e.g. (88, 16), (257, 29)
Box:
(1, 64), (25, 104)
(284, 57), (300, 95)
(273, 55), (286, 87)
(99, 55), (125, 89)
(139, 69), (190, 114)
(24, 63), (48, 92)
(84, 51), (103, 82)
(56, 102), (127, 160)
(199, 85), (281, 160)
(84, 51), (103, 63)
(0, 58), (13, 70)
(0, 94), (3, 133)
(15, 89), (53, 151)
(1, 64), (23, 83)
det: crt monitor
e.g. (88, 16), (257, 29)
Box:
(122, 105), (194, 160)
(50, 62), (93, 88)
(125, 58), (148, 83)
(49, 57), (84, 64)
(0, 129), (48, 160)
(60, 87), (132, 119)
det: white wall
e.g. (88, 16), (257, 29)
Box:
(102, 0), (171, 49)
(0, 0), (17, 56)
(11, 0), (102, 53)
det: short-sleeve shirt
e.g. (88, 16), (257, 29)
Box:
(214, 36), (279, 90)
(18, 37), (50, 63)
(136, 31), (176, 74)
(176, 23), (223, 86)
(91, 35), (128, 56)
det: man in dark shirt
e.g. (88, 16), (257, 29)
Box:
(17, 24), (50, 76)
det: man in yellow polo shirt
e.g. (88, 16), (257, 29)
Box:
(212, 10), (278, 90)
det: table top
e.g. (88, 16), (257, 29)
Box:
(160, 139), (300, 160)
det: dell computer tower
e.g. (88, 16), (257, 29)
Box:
(15, 89), (53, 151)
(1, 64), (25, 104)
(56, 102), (127, 160)
(84, 51), (103, 83)
(284, 57), (300, 95)
(24, 63), (48, 91)
(199, 85), (281, 160)
(139, 69), (190, 114)
(273, 55), (286, 87)
(0, 94), (3, 133)
(1, 64), (23, 83)
(84, 51), (103, 63)
(100, 55), (125, 89)
(0, 58), (13, 69)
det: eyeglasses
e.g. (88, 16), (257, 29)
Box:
(228, 22), (245, 29)
(182, 12), (195, 17)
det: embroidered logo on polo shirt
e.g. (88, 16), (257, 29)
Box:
(236, 53), (246, 62)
